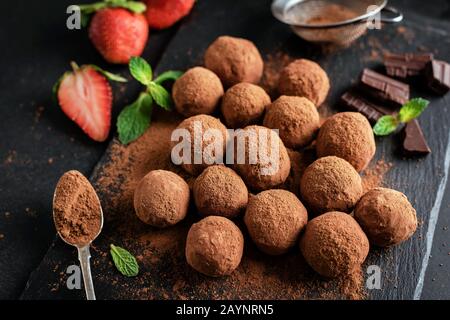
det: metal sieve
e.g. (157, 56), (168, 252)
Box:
(272, 0), (403, 46)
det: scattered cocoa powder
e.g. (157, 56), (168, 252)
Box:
(361, 159), (393, 193)
(261, 51), (294, 97)
(53, 170), (102, 246)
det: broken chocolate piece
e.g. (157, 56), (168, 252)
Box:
(340, 91), (394, 124)
(402, 119), (431, 156)
(360, 68), (410, 106)
(426, 60), (450, 95)
(384, 52), (433, 78)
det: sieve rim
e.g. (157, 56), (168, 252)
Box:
(272, 0), (387, 29)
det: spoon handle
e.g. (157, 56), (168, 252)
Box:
(77, 245), (96, 300)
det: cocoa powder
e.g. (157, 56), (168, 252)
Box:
(53, 170), (102, 246)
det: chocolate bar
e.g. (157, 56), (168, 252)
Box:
(402, 119), (431, 156)
(340, 91), (394, 124)
(426, 60), (450, 95)
(384, 52), (433, 78)
(359, 68), (409, 107)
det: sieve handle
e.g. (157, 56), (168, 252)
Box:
(271, 0), (302, 23)
(380, 6), (403, 23)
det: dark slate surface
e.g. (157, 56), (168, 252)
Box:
(0, 0), (449, 300)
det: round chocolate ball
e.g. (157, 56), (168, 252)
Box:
(221, 82), (271, 128)
(317, 112), (376, 172)
(172, 67), (224, 117)
(134, 170), (189, 228)
(354, 187), (417, 247)
(193, 165), (248, 218)
(172, 114), (228, 176)
(233, 125), (291, 191)
(186, 216), (244, 277)
(263, 95), (320, 149)
(300, 156), (363, 214)
(300, 211), (369, 278)
(204, 36), (264, 87)
(244, 189), (308, 255)
(278, 59), (330, 106)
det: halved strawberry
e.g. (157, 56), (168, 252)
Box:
(55, 62), (126, 142)
(144, 0), (195, 30)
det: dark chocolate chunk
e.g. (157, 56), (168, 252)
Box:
(360, 68), (410, 106)
(340, 91), (394, 124)
(402, 119), (431, 156)
(426, 60), (450, 95)
(384, 52), (433, 78)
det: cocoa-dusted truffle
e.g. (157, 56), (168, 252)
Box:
(221, 83), (271, 128)
(204, 36), (264, 87)
(185, 216), (244, 277)
(300, 211), (369, 278)
(300, 156), (363, 214)
(172, 67), (224, 117)
(263, 95), (320, 148)
(354, 187), (417, 247)
(172, 114), (228, 176)
(233, 125), (291, 191)
(278, 59), (330, 106)
(134, 170), (189, 228)
(317, 112), (376, 172)
(244, 189), (308, 255)
(193, 165), (248, 218)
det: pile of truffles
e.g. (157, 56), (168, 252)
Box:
(132, 35), (418, 280)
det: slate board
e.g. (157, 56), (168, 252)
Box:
(21, 0), (450, 300)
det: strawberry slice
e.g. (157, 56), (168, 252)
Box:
(55, 62), (126, 142)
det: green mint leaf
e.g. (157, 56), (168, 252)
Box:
(398, 98), (430, 123)
(129, 57), (152, 85)
(148, 82), (172, 110)
(89, 65), (127, 83)
(117, 92), (153, 144)
(373, 115), (399, 136)
(154, 70), (184, 85)
(110, 244), (139, 277)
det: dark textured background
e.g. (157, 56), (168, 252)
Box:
(0, 0), (449, 300)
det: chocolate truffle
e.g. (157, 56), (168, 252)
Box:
(204, 36), (264, 87)
(316, 112), (376, 172)
(186, 216), (244, 277)
(354, 187), (418, 247)
(172, 114), (228, 176)
(134, 170), (189, 228)
(263, 95), (320, 148)
(172, 66), (224, 117)
(278, 59), (330, 106)
(300, 156), (363, 214)
(233, 125), (291, 191)
(300, 211), (369, 278)
(244, 189), (308, 255)
(193, 165), (248, 218)
(221, 82), (271, 128)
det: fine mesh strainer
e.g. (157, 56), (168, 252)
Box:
(272, 0), (403, 46)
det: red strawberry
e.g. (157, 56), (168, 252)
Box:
(89, 8), (149, 64)
(56, 63), (113, 142)
(144, 0), (195, 29)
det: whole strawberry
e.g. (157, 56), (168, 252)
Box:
(79, 1), (149, 64)
(144, 0), (195, 29)
(53, 62), (127, 141)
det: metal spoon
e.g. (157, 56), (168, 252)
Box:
(52, 174), (104, 301)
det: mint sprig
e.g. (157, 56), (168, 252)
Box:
(373, 98), (430, 136)
(78, 0), (146, 27)
(110, 244), (139, 277)
(117, 57), (183, 144)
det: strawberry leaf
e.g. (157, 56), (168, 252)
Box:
(398, 98), (430, 123)
(373, 115), (399, 136)
(129, 57), (152, 85)
(148, 82), (172, 110)
(117, 92), (153, 144)
(52, 72), (70, 103)
(89, 65), (127, 83)
(119, 1), (146, 13)
(154, 70), (183, 85)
